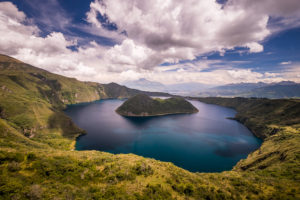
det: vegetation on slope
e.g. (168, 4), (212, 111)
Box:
(0, 55), (299, 199)
(198, 81), (300, 99)
(193, 97), (300, 139)
(116, 94), (198, 116)
(0, 54), (169, 148)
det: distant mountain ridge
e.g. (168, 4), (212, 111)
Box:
(123, 78), (300, 98)
(123, 78), (166, 92)
(199, 81), (300, 98)
(123, 78), (212, 95)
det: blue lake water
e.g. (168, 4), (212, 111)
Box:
(64, 99), (262, 172)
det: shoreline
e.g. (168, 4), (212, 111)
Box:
(115, 110), (199, 117)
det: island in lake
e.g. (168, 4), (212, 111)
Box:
(116, 94), (199, 116)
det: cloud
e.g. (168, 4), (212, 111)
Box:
(139, 67), (286, 85)
(280, 61), (292, 65)
(0, 1), (26, 21)
(229, 0), (300, 18)
(103, 39), (154, 72)
(0, 2), (105, 78)
(0, 1), (299, 86)
(17, 0), (72, 32)
(227, 0), (300, 33)
(22, 0), (71, 32)
(87, 0), (273, 69)
(278, 63), (300, 82)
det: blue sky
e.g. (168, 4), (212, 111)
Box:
(0, 0), (299, 85)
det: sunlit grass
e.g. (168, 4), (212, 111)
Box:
(0, 56), (299, 199)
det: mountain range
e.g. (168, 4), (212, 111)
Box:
(199, 81), (300, 98)
(124, 78), (300, 98)
(123, 78), (212, 95)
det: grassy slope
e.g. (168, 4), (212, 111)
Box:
(193, 97), (300, 139)
(116, 94), (198, 116)
(0, 55), (299, 199)
(0, 55), (169, 149)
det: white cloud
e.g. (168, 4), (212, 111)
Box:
(245, 42), (264, 53)
(140, 68), (281, 85)
(103, 39), (154, 72)
(0, 1), (299, 86)
(0, 1), (26, 21)
(280, 61), (292, 65)
(86, 0), (273, 69)
(229, 0), (300, 18)
(278, 63), (300, 83)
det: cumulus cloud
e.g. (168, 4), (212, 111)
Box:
(228, 0), (300, 32)
(86, 0), (273, 69)
(229, 0), (300, 18)
(0, 1), (300, 86)
(0, 2), (105, 78)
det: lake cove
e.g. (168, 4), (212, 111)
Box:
(64, 99), (262, 172)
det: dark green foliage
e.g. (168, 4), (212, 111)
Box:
(171, 183), (194, 196)
(0, 151), (24, 164)
(26, 153), (37, 161)
(47, 111), (85, 138)
(116, 94), (198, 116)
(142, 184), (172, 200)
(132, 162), (154, 176)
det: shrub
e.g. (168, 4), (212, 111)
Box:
(26, 185), (43, 200)
(142, 184), (172, 199)
(132, 162), (154, 177)
(7, 161), (21, 172)
(27, 153), (36, 161)
(0, 151), (24, 164)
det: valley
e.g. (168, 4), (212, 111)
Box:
(0, 55), (300, 199)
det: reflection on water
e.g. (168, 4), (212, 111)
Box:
(64, 99), (262, 172)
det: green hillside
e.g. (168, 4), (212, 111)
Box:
(0, 54), (169, 149)
(0, 55), (299, 199)
(193, 97), (300, 139)
(116, 94), (198, 116)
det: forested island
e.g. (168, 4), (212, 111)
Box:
(116, 94), (198, 116)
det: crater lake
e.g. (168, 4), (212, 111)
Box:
(64, 99), (262, 172)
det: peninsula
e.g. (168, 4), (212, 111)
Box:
(116, 94), (198, 116)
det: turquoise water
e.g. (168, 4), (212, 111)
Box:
(64, 99), (262, 172)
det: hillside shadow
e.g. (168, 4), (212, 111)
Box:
(48, 111), (85, 139)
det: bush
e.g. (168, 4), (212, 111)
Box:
(0, 151), (24, 164)
(27, 153), (36, 161)
(183, 184), (194, 195)
(26, 185), (43, 200)
(7, 161), (21, 172)
(132, 162), (153, 177)
(142, 184), (172, 200)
